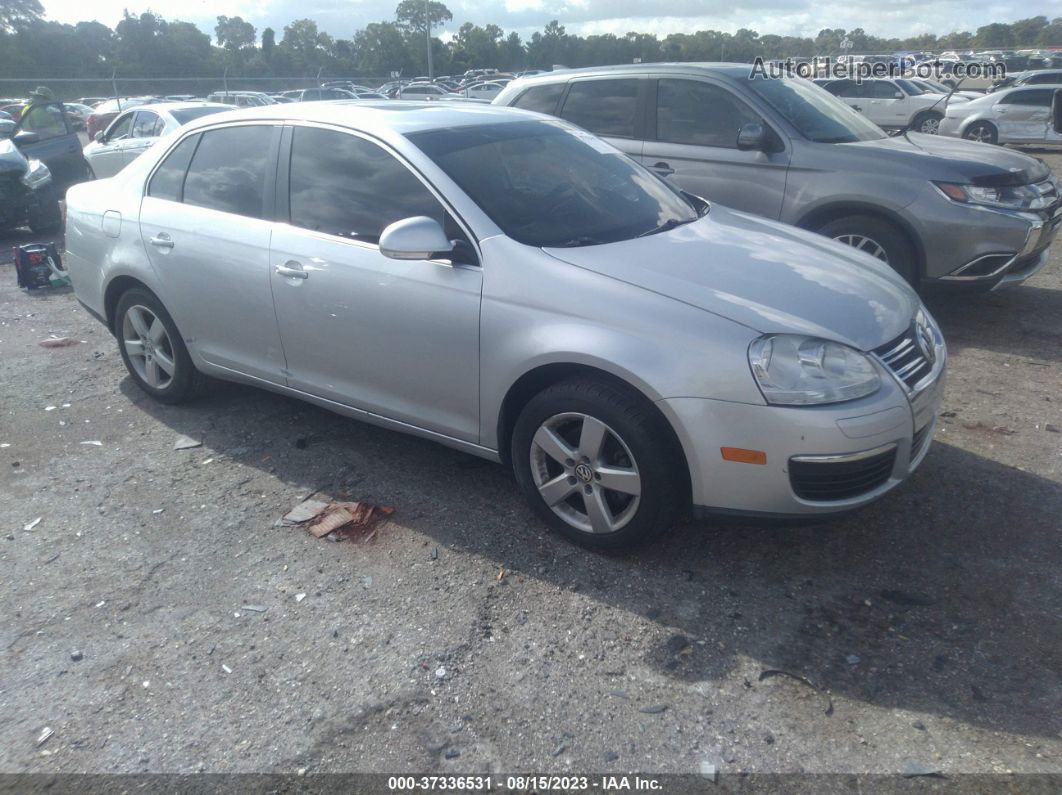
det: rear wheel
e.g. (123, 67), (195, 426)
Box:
(511, 377), (684, 551)
(963, 121), (998, 145)
(817, 214), (916, 285)
(115, 288), (205, 404)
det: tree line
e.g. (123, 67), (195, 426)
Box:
(1, 0), (1060, 85)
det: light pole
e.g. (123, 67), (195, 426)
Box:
(425, 0), (434, 78)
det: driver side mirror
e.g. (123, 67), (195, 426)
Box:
(736, 122), (769, 151)
(94, 130), (105, 142)
(379, 216), (454, 261)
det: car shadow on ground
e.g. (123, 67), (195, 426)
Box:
(925, 285), (1062, 363)
(119, 373), (1062, 742)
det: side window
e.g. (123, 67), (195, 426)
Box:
(147, 133), (199, 201)
(656, 79), (762, 148)
(183, 125), (273, 218)
(132, 111), (160, 138)
(1002, 89), (1051, 107)
(106, 112), (134, 141)
(835, 81), (872, 98)
(872, 82), (902, 99)
(21, 104), (69, 139)
(559, 79), (640, 138)
(152, 115), (167, 137)
(289, 126), (447, 244)
(512, 83), (565, 115)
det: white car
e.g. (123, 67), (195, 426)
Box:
(823, 78), (969, 133)
(83, 102), (231, 179)
(939, 85), (1062, 145)
(459, 81), (507, 100)
(396, 83), (452, 100)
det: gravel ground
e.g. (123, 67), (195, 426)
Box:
(1, 150), (1060, 782)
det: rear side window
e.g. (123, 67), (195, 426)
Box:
(1001, 89), (1052, 107)
(183, 126), (273, 218)
(289, 127), (446, 243)
(131, 111), (159, 138)
(656, 80), (763, 148)
(560, 79), (639, 138)
(147, 133), (199, 201)
(512, 83), (565, 115)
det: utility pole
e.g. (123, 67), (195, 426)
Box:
(425, 0), (434, 78)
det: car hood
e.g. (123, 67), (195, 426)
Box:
(844, 131), (1049, 186)
(543, 206), (918, 352)
(0, 138), (28, 176)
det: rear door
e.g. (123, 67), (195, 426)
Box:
(639, 77), (788, 218)
(138, 123), (287, 382)
(995, 89), (1052, 141)
(557, 78), (646, 160)
(15, 101), (86, 189)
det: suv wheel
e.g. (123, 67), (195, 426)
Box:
(912, 111), (943, 134)
(511, 377), (683, 551)
(963, 121), (998, 145)
(817, 215), (916, 285)
(115, 288), (205, 404)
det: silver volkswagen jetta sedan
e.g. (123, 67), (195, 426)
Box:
(64, 102), (946, 549)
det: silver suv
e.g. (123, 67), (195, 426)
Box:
(494, 64), (1061, 290)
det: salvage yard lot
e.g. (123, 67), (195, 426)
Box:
(0, 151), (1060, 778)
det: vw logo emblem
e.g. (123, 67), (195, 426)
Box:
(574, 463), (594, 483)
(916, 322), (935, 365)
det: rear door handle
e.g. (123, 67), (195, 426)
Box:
(149, 234), (174, 249)
(652, 162), (675, 176)
(275, 263), (308, 279)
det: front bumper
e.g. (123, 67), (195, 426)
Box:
(905, 182), (1060, 285)
(664, 345), (946, 518)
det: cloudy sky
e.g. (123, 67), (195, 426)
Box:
(40, 0), (1055, 43)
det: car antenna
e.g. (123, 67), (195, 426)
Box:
(900, 73), (965, 140)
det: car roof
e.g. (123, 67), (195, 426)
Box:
(179, 100), (539, 137)
(512, 62), (757, 84)
(122, 101), (232, 114)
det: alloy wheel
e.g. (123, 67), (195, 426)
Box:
(919, 116), (940, 134)
(966, 124), (993, 143)
(122, 304), (176, 390)
(529, 412), (641, 534)
(833, 234), (889, 263)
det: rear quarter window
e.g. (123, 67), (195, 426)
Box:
(511, 83), (566, 115)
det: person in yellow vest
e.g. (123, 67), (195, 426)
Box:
(19, 86), (66, 138)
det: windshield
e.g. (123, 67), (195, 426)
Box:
(745, 76), (886, 143)
(408, 120), (700, 248)
(171, 107), (230, 125)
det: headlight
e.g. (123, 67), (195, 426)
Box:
(20, 158), (52, 189)
(934, 181), (1050, 210)
(748, 334), (881, 406)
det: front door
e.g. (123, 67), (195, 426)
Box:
(15, 101), (85, 189)
(995, 89), (1053, 142)
(269, 125), (482, 441)
(89, 110), (135, 178)
(640, 77), (789, 219)
(138, 124), (287, 383)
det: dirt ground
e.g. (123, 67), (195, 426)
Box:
(1, 150), (1060, 784)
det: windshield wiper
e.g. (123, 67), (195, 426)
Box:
(555, 235), (606, 247)
(637, 217), (695, 238)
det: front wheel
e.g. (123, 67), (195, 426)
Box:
(115, 288), (205, 404)
(963, 121), (998, 145)
(912, 111), (942, 135)
(511, 377), (684, 551)
(817, 214), (916, 285)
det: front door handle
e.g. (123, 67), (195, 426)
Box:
(149, 234), (174, 249)
(652, 161), (675, 176)
(275, 263), (308, 280)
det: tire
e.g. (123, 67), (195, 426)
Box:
(817, 214), (917, 285)
(962, 121), (998, 145)
(115, 287), (205, 404)
(912, 111), (942, 135)
(511, 377), (684, 551)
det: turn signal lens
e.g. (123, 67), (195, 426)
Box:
(721, 447), (767, 465)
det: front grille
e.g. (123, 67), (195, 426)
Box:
(911, 423), (932, 461)
(789, 447), (897, 502)
(874, 330), (932, 392)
